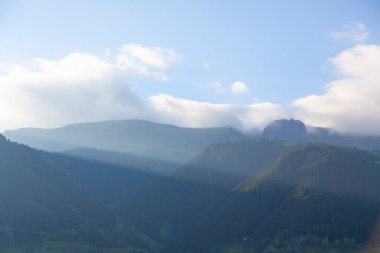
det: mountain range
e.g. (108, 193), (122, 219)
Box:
(3, 119), (245, 173)
(1, 119), (380, 253)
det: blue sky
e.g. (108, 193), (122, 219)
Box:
(0, 0), (380, 134)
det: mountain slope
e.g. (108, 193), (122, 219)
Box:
(170, 144), (380, 252)
(239, 144), (380, 201)
(0, 134), (157, 252)
(4, 119), (246, 166)
(172, 139), (284, 187)
(42, 151), (160, 208)
(62, 147), (176, 174)
(124, 140), (284, 245)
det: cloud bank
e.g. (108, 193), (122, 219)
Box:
(0, 43), (379, 135)
(149, 93), (289, 130)
(116, 43), (182, 81)
(0, 43), (180, 130)
(293, 44), (380, 135)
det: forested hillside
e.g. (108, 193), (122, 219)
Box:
(1, 132), (380, 253)
(167, 144), (380, 252)
(0, 134), (158, 253)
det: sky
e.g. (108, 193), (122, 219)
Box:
(0, 0), (380, 135)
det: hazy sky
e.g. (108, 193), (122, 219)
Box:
(0, 0), (380, 134)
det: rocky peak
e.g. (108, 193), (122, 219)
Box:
(261, 119), (307, 141)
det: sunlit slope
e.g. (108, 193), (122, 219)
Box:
(124, 140), (284, 245)
(172, 139), (284, 187)
(172, 144), (380, 252)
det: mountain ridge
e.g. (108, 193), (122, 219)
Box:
(4, 119), (246, 168)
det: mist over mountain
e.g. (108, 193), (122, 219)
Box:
(1, 118), (380, 253)
(2, 1), (380, 252)
(261, 119), (308, 141)
(259, 119), (380, 151)
(62, 147), (177, 174)
(4, 119), (246, 168)
(5, 118), (380, 173)
(172, 139), (284, 187)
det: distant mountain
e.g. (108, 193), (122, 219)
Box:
(0, 134), (157, 252)
(171, 144), (380, 252)
(260, 119), (380, 151)
(4, 119), (246, 167)
(307, 126), (380, 151)
(3, 119), (380, 253)
(261, 119), (307, 142)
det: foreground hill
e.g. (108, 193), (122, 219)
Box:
(169, 144), (380, 252)
(124, 140), (285, 245)
(0, 134), (157, 252)
(42, 151), (160, 211)
(4, 119), (246, 167)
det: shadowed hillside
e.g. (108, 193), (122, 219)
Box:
(0, 134), (158, 252)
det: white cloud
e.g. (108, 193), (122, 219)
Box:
(240, 103), (291, 130)
(231, 81), (249, 94)
(0, 43), (181, 131)
(1, 42), (380, 136)
(116, 43), (182, 81)
(210, 81), (225, 93)
(293, 44), (380, 135)
(330, 22), (369, 42)
(149, 93), (290, 130)
(24, 53), (114, 84)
